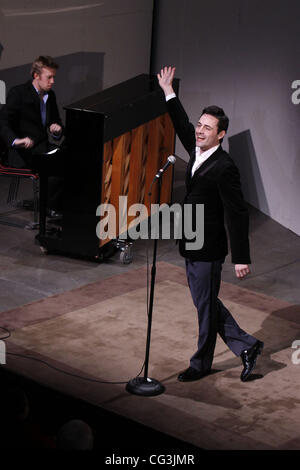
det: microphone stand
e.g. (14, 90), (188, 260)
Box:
(126, 176), (165, 396)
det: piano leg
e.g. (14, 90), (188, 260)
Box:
(38, 171), (48, 237)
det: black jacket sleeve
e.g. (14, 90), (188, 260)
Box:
(47, 90), (63, 129)
(0, 86), (20, 146)
(217, 163), (251, 264)
(166, 96), (195, 154)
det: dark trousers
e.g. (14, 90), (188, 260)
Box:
(47, 176), (63, 211)
(185, 258), (257, 372)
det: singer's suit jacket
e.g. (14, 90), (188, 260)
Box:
(0, 80), (62, 168)
(166, 96), (251, 264)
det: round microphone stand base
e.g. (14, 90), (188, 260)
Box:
(126, 377), (165, 396)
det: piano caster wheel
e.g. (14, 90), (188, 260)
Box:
(40, 246), (48, 255)
(120, 246), (133, 264)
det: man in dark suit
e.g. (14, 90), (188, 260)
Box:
(0, 55), (63, 212)
(157, 66), (264, 382)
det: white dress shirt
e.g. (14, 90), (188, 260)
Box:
(191, 144), (220, 176)
(165, 93), (220, 176)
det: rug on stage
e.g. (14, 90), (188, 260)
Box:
(2, 261), (300, 450)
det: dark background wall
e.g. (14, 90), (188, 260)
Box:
(151, 0), (300, 236)
(0, 52), (105, 120)
(0, 0), (154, 116)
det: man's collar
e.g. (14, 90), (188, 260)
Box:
(196, 143), (220, 158)
(32, 82), (48, 97)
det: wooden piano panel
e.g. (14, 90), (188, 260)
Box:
(100, 112), (175, 247)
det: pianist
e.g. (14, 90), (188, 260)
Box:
(0, 55), (64, 216)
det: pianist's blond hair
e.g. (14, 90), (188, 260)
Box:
(31, 56), (59, 78)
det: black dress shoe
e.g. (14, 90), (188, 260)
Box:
(240, 340), (264, 382)
(178, 367), (211, 382)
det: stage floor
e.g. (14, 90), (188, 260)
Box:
(1, 158), (300, 452)
(1, 260), (300, 450)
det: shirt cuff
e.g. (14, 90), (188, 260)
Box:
(165, 92), (176, 102)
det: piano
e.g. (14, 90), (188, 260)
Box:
(36, 74), (179, 261)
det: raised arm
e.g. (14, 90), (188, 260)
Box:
(157, 65), (195, 154)
(157, 66), (176, 97)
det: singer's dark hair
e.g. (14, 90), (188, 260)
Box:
(201, 105), (229, 143)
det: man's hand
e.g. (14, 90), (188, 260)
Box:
(49, 123), (62, 136)
(157, 66), (176, 96)
(14, 137), (34, 149)
(235, 264), (250, 279)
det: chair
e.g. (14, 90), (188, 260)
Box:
(0, 158), (39, 229)
(0, 103), (39, 229)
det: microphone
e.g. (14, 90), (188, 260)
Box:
(154, 155), (176, 179)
